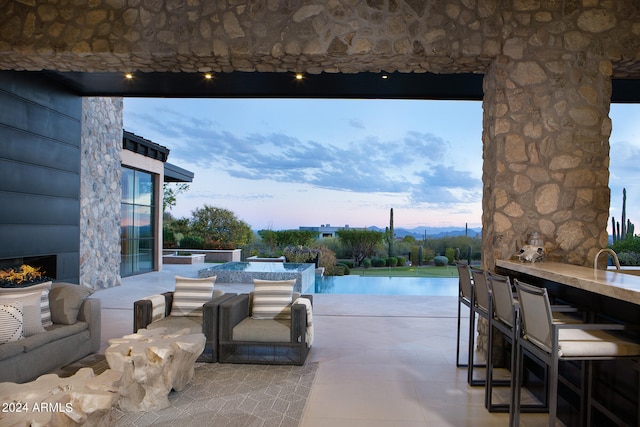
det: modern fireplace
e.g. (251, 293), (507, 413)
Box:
(0, 255), (57, 287)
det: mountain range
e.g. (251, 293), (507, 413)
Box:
(367, 226), (482, 239)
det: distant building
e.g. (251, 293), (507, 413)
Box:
(299, 224), (366, 239)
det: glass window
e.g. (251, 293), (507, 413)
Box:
(121, 168), (135, 204)
(135, 172), (153, 206)
(134, 206), (152, 239)
(120, 204), (133, 239)
(121, 167), (155, 277)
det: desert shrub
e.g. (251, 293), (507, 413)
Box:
(363, 258), (372, 268)
(445, 248), (456, 264)
(371, 258), (386, 267)
(434, 255), (449, 266)
(315, 245), (337, 275)
(337, 259), (354, 268)
(283, 245), (320, 265)
(396, 256), (407, 266)
(422, 247), (435, 261)
(179, 235), (204, 249)
(616, 251), (640, 266)
(423, 236), (482, 261)
(335, 263), (350, 275)
(610, 236), (640, 254)
(386, 257), (398, 267)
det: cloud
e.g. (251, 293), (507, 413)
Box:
(349, 118), (365, 129)
(127, 105), (480, 199)
(185, 191), (273, 201)
(610, 141), (640, 178)
(410, 165), (482, 204)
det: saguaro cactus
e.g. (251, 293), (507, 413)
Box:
(388, 208), (395, 257)
(612, 188), (636, 242)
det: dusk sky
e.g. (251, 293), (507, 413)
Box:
(123, 98), (640, 233)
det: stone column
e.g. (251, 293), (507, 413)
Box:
(481, 49), (612, 271)
(80, 97), (123, 289)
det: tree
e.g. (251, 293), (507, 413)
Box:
(189, 205), (253, 249)
(336, 229), (384, 266)
(163, 183), (190, 212)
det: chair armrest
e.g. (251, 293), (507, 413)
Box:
(219, 294), (251, 342)
(78, 298), (101, 353)
(162, 291), (174, 316)
(291, 302), (308, 344)
(133, 291), (174, 332)
(202, 292), (237, 343)
(301, 294), (313, 306)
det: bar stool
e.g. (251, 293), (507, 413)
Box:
(486, 272), (547, 413)
(468, 267), (491, 386)
(455, 262), (474, 368)
(511, 279), (640, 427)
(486, 273), (583, 413)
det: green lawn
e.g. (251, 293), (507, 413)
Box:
(349, 265), (459, 278)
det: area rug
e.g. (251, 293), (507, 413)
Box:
(55, 355), (318, 427)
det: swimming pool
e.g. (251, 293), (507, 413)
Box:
(310, 275), (458, 296)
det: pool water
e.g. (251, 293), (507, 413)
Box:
(310, 275), (458, 296)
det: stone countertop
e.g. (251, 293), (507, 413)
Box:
(496, 260), (640, 305)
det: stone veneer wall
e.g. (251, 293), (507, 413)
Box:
(1, 1), (640, 270)
(80, 97), (123, 290)
(481, 9), (615, 269)
(1, 1), (638, 76)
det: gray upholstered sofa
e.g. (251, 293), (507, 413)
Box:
(0, 283), (101, 384)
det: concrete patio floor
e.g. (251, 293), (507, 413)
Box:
(94, 264), (552, 426)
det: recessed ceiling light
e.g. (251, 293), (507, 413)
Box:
(381, 75), (389, 79)
(204, 73), (213, 80)
(295, 73), (304, 80)
(124, 73), (134, 80)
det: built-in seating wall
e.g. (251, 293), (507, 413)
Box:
(0, 71), (81, 283)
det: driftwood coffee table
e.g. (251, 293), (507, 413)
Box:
(105, 327), (205, 412)
(0, 368), (121, 426)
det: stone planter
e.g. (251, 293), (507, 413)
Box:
(203, 249), (242, 262)
(162, 254), (205, 265)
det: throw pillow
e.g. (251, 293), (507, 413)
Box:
(49, 283), (94, 325)
(170, 276), (216, 317)
(0, 302), (23, 343)
(0, 291), (44, 336)
(251, 279), (295, 320)
(0, 281), (52, 328)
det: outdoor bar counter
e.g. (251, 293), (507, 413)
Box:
(495, 259), (640, 426)
(496, 259), (640, 306)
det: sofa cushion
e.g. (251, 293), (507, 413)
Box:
(0, 339), (25, 361)
(233, 318), (291, 342)
(0, 302), (23, 343)
(251, 279), (295, 320)
(146, 316), (202, 335)
(170, 276), (216, 317)
(49, 283), (94, 325)
(0, 281), (52, 328)
(0, 291), (44, 336)
(22, 321), (88, 352)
